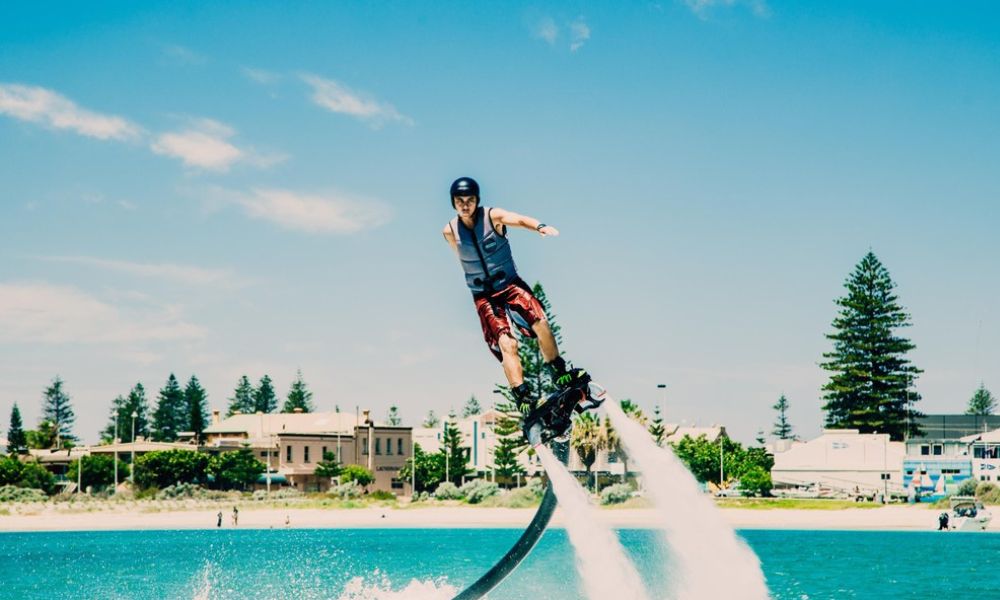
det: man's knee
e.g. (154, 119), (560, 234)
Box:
(498, 333), (519, 355)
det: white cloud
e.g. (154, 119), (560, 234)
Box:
(230, 188), (391, 234)
(301, 74), (412, 127)
(0, 83), (142, 141)
(534, 17), (559, 45)
(242, 67), (281, 85)
(682, 0), (770, 18)
(34, 255), (239, 287)
(569, 18), (591, 52)
(151, 118), (285, 172)
(0, 282), (205, 345)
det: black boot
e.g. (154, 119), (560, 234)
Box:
(547, 356), (588, 388)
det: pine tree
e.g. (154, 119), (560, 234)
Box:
(7, 403), (27, 454)
(517, 283), (563, 400)
(185, 376), (209, 443)
(152, 374), (186, 442)
(422, 410), (440, 428)
(772, 394), (794, 440)
(462, 395), (482, 418)
(41, 376), (76, 448)
(227, 376), (256, 416)
(648, 404), (666, 447)
(820, 252), (923, 440)
(441, 417), (471, 484)
(103, 384), (151, 443)
(254, 375), (278, 413)
(386, 405), (402, 426)
(966, 383), (997, 416)
(282, 370), (314, 413)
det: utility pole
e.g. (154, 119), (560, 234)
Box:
(113, 409), (119, 491)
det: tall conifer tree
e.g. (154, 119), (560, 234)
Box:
(7, 404), (27, 454)
(386, 405), (402, 426)
(185, 376), (209, 443)
(648, 404), (666, 447)
(462, 395), (482, 418)
(772, 394), (793, 440)
(152, 374), (186, 442)
(820, 252), (923, 440)
(253, 375), (278, 413)
(103, 384), (151, 443)
(41, 376), (76, 447)
(227, 376), (256, 416)
(282, 370), (314, 413)
(966, 383), (997, 416)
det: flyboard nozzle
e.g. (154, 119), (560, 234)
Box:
(527, 423), (544, 447)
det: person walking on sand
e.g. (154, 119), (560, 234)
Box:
(232, 506), (239, 527)
(216, 511), (222, 528)
(442, 177), (588, 415)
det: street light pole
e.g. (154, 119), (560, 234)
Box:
(113, 409), (119, 491)
(130, 411), (137, 484)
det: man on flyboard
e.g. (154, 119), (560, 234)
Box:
(443, 177), (598, 442)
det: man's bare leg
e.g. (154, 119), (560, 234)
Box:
(498, 332), (524, 387)
(531, 319), (560, 363)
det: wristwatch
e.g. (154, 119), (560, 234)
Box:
(535, 223), (546, 231)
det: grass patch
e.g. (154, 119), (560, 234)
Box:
(715, 498), (883, 510)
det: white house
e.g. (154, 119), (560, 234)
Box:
(771, 429), (905, 495)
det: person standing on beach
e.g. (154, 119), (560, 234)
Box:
(442, 177), (588, 415)
(217, 511), (222, 528)
(232, 506), (239, 527)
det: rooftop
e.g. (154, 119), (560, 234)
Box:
(204, 411), (382, 438)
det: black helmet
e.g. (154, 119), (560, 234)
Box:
(450, 177), (479, 207)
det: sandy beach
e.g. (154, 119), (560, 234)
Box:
(0, 502), (974, 533)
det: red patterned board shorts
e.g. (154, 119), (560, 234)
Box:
(474, 278), (546, 362)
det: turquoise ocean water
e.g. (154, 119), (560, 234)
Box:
(1, 528), (998, 599)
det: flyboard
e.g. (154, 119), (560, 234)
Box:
(452, 376), (603, 600)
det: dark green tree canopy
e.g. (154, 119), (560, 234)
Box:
(820, 252), (923, 440)
(282, 370), (315, 413)
(966, 383), (997, 416)
(185, 376), (209, 443)
(67, 455), (116, 490)
(103, 384), (151, 443)
(648, 404), (666, 447)
(7, 403), (28, 455)
(422, 410), (440, 428)
(227, 375), (256, 417)
(254, 375), (278, 414)
(42, 376), (76, 447)
(209, 447), (264, 490)
(772, 394), (793, 440)
(399, 443), (446, 493)
(441, 418), (471, 484)
(134, 449), (210, 489)
(152, 374), (187, 442)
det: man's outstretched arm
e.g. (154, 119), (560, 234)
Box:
(492, 208), (560, 237)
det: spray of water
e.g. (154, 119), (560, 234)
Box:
(602, 395), (771, 600)
(191, 563), (212, 600)
(338, 573), (456, 600)
(535, 444), (651, 600)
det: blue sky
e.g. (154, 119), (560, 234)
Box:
(1, 1), (998, 444)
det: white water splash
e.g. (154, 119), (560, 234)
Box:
(191, 563), (212, 600)
(535, 444), (651, 600)
(338, 573), (456, 600)
(602, 397), (771, 600)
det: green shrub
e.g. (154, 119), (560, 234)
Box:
(17, 462), (56, 495)
(460, 479), (499, 504)
(329, 481), (362, 500)
(0, 456), (23, 486)
(600, 483), (634, 505)
(253, 488), (302, 501)
(155, 483), (209, 500)
(526, 478), (546, 498)
(0, 485), (48, 503)
(957, 479), (979, 496)
(134, 450), (210, 490)
(977, 482), (1000, 505)
(339, 465), (375, 489)
(738, 466), (773, 497)
(433, 481), (463, 500)
(66, 455), (116, 491)
(208, 448), (265, 491)
(369, 490), (396, 501)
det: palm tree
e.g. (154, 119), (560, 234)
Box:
(606, 399), (648, 483)
(570, 412), (606, 492)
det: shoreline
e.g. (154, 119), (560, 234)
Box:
(0, 504), (976, 533)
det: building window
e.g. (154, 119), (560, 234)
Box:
(376, 438), (382, 455)
(286, 446), (293, 462)
(322, 446), (327, 459)
(304, 446), (311, 463)
(260, 451), (267, 458)
(391, 479), (404, 490)
(398, 438), (403, 455)
(920, 445), (930, 456)
(933, 445), (943, 456)
(362, 438), (368, 455)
